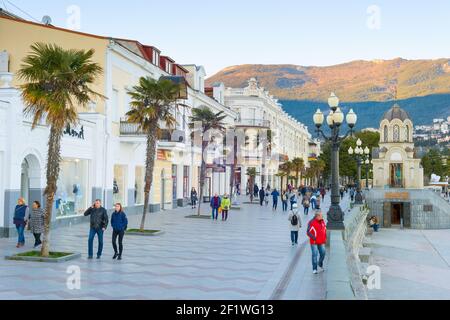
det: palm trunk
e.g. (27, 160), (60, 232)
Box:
(296, 169), (299, 187)
(140, 127), (157, 231)
(197, 140), (208, 216)
(249, 176), (254, 202)
(41, 126), (63, 257)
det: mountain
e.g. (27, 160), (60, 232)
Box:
(206, 58), (450, 102)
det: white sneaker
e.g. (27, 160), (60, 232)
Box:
(318, 266), (325, 272)
(313, 270), (318, 274)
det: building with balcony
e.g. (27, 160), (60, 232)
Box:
(223, 78), (317, 192)
(0, 12), (236, 237)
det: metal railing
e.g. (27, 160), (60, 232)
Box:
(235, 119), (271, 128)
(119, 121), (185, 143)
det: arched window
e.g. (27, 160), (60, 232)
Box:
(384, 126), (388, 142)
(393, 125), (400, 142)
(405, 125), (410, 142)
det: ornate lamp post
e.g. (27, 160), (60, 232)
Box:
(313, 93), (357, 230)
(347, 140), (370, 204)
(364, 154), (372, 190)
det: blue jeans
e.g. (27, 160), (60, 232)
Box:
(311, 244), (326, 271)
(372, 224), (379, 232)
(273, 200), (278, 210)
(304, 206), (309, 215)
(211, 207), (219, 220)
(311, 199), (316, 209)
(16, 225), (25, 244)
(282, 201), (288, 211)
(290, 231), (299, 244)
(88, 228), (104, 258)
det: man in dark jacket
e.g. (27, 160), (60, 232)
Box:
(84, 199), (109, 259)
(210, 193), (221, 220)
(259, 187), (265, 206)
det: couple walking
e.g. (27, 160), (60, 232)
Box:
(13, 198), (45, 248)
(83, 200), (128, 260)
(210, 193), (231, 221)
(288, 204), (327, 274)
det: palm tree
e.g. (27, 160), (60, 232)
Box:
(18, 43), (103, 257)
(189, 107), (226, 215)
(246, 167), (257, 202)
(291, 157), (305, 187)
(126, 76), (180, 231)
(277, 162), (290, 191)
(309, 159), (326, 188)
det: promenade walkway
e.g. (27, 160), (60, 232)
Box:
(0, 193), (348, 300)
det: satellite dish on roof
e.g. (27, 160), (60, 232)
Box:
(41, 15), (52, 25)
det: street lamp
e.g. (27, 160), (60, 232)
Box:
(313, 93), (357, 230)
(364, 156), (372, 190)
(348, 139), (364, 204)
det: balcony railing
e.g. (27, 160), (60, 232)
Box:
(235, 119), (270, 128)
(120, 121), (185, 143)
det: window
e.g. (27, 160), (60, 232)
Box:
(384, 126), (388, 142)
(56, 158), (89, 218)
(153, 50), (160, 66)
(135, 166), (145, 205)
(183, 166), (189, 198)
(393, 125), (400, 142)
(166, 62), (172, 74)
(405, 125), (410, 142)
(113, 165), (127, 207)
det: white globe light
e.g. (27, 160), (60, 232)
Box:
(326, 111), (334, 127)
(364, 146), (370, 155)
(356, 138), (362, 146)
(313, 109), (324, 127)
(333, 107), (344, 125)
(328, 92), (339, 110)
(346, 108), (357, 128)
(365, 159), (370, 164)
(348, 147), (354, 155)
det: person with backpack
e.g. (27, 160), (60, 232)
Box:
(210, 193), (221, 220)
(310, 193), (317, 210)
(307, 211), (327, 274)
(220, 194), (231, 221)
(288, 190), (297, 210)
(111, 203), (128, 260)
(302, 195), (311, 215)
(271, 188), (280, 211)
(288, 203), (302, 246)
(281, 190), (289, 212)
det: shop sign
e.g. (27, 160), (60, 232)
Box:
(64, 124), (84, 140)
(157, 149), (172, 161)
(385, 192), (409, 200)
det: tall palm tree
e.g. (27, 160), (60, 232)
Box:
(18, 43), (103, 257)
(291, 157), (305, 187)
(308, 159), (326, 188)
(246, 167), (257, 202)
(126, 76), (180, 231)
(189, 107), (226, 215)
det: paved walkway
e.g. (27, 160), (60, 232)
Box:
(0, 193), (348, 300)
(368, 228), (450, 300)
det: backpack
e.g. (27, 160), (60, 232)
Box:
(291, 214), (299, 226)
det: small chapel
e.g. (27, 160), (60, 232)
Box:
(372, 104), (424, 189)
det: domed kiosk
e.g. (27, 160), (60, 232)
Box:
(366, 104), (450, 229)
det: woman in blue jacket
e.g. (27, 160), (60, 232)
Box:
(111, 203), (128, 260)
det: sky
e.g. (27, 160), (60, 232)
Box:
(2, 0), (450, 76)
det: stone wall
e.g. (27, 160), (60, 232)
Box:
(366, 188), (450, 229)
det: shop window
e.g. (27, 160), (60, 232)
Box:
(135, 166), (145, 205)
(113, 165), (127, 207)
(183, 166), (189, 198)
(56, 158), (89, 218)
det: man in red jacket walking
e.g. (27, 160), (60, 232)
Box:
(307, 211), (327, 274)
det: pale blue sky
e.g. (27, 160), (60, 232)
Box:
(3, 0), (450, 76)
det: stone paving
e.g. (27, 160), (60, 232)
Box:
(368, 228), (450, 300)
(0, 194), (347, 300)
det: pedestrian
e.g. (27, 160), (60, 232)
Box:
(254, 184), (259, 198)
(288, 203), (302, 246)
(221, 194), (231, 221)
(307, 211), (327, 274)
(13, 197), (29, 248)
(29, 201), (45, 248)
(320, 187), (326, 201)
(340, 188), (344, 200)
(369, 216), (380, 232)
(210, 193), (221, 220)
(281, 190), (288, 212)
(271, 188), (280, 211)
(190, 187), (198, 209)
(84, 199), (109, 259)
(111, 203), (128, 260)
(310, 193), (317, 210)
(350, 188), (355, 202)
(259, 187), (265, 206)
(264, 189), (269, 206)
(302, 194), (311, 215)
(289, 189), (297, 210)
